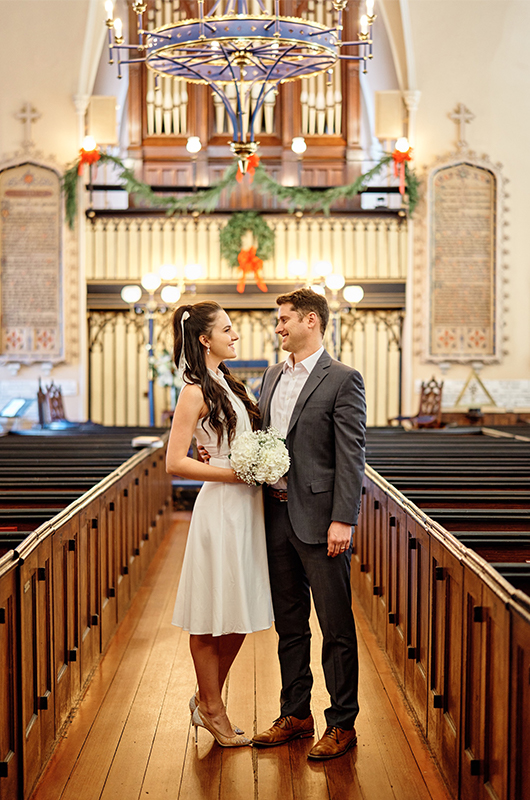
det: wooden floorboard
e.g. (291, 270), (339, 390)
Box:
(31, 513), (451, 800)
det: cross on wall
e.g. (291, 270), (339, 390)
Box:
(449, 103), (475, 150)
(15, 102), (41, 146)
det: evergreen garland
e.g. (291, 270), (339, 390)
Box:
(63, 152), (419, 230)
(219, 211), (275, 267)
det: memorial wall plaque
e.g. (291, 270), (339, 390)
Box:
(429, 162), (496, 358)
(0, 162), (63, 360)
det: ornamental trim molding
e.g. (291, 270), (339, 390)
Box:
(413, 147), (509, 366)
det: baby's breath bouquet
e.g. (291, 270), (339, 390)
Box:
(229, 427), (290, 485)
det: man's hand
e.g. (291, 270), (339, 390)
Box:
(327, 521), (352, 558)
(197, 444), (211, 464)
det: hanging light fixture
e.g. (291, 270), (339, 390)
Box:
(104, 0), (376, 173)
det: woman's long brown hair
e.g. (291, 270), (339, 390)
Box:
(173, 301), (260, 446)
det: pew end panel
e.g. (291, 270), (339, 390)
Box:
(18, 535), (55, 800)
(509, 601), (530, 800)
(52, 518), (81, 737)
(79, 502), (102, 688)
(99, 487), (119, 653)
(372, 486), (389, 646)
(427, 536), (464, 798)
(0, 554), (19, 800)
(404, 519), (431, 736)
(386, 502), (407, 685)
(458, 566), (511, 800)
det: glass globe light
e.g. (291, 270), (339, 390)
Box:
(395, 136), (410, 153)
(81, 135), (97, 152)
(160, 284), (182, 304)
(343, 285), (365, 305)
(141, 272), (162, 293)
(185, 263), (203, 280)
(312, 259), (333, 277)
(121, 284), (142, 304)
(186, 136), (202, 154)
(325, 273), (346, 291)
(287, 259), (308, 277)
(310, 284), (326, 296)
(291, 137), (307, 155)
(159, 263), (178, 281)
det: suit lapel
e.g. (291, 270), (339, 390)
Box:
(286, 350), (331, 437)
(260, 363), (284, 429)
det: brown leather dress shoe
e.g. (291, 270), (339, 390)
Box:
(307, 726), (357, 760)
(252, 714), (315, 747)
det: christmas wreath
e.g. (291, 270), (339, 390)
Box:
(219, 212), (274, 293)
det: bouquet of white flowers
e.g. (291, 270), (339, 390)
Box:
(229, 427), (290, 485)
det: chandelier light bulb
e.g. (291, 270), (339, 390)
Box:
(141, 272), (162, 293)
(360, 14), (369, 35)
(366, 0), (375, 17)
(325, 272), (346, 291)
(312, 259), (333, 277)
(343, 284), (364, 305)
(291, 137), (307, 155)
(159, 263), (178, 281)
(310, 284), (326, 296)
(113, 17), (123, 41)
(121, 284), (142, 304)
(160, 284), (182, 304)
(287, 259), (308, 277)
(185, 263), (203, 280)
(81, 135), (97, 152)
(186, 136), (202, 154)
(105, 0), (114, 21)
(395, 136), (410, 153)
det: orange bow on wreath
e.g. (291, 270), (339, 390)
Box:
(391, 146), (413, 195)
(78, 146), (101, 175)
(236, 154), (260, 184)
(237, 247), (268, 294)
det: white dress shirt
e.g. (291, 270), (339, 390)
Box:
(269, 345), (324, 489)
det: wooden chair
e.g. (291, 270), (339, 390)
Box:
(388, 377), (444, 429)
(37, 380), (79, 428)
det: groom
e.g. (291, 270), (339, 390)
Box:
(253, 288), (366, 760)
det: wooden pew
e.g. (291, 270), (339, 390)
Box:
(353, 429), (530, 800)
(0, 434), (173, 800)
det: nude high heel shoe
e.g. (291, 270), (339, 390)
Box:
(189, 694), (244, 735)
(192, 706), (251, 747)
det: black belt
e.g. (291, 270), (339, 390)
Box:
(267, 487), (288, 502)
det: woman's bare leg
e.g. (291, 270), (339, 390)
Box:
(190, 633), (245, 737)
(218, 633), (245, 694)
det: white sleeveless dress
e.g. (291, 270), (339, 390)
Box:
(172, 371), (274, 636)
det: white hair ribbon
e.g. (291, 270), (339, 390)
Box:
(177, 310), (190, 378)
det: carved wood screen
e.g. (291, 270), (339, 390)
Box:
(88, 308), (403, 427)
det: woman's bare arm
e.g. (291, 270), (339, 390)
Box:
(166, 384), (240, 482)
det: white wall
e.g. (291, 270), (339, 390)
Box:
(404, 1), (530, 409)
(0, 0), (106, 422)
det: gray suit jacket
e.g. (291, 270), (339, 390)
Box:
(260, 350), (366, 544)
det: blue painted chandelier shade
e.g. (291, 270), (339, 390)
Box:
(107, 0), (375, 167)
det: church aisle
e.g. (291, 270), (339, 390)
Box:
(30, 513), (450, 800)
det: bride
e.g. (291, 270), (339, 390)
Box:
(167, 301), (273, 747)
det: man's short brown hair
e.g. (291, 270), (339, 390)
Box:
(276, 288), (329, 335)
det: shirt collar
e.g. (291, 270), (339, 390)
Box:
(282, 345), (324, 375)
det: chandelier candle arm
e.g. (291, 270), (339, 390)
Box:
(105, 0), (375, 160)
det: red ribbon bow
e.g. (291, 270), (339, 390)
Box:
(236, 154), (260, 184)
(236, 247), (268, 294)
(391, 147), (413, 195)
(78, 147), (101, 175)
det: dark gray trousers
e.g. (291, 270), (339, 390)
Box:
(264, 494), (360, 730)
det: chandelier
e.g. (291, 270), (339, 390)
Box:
(105, 0), (375, 171)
